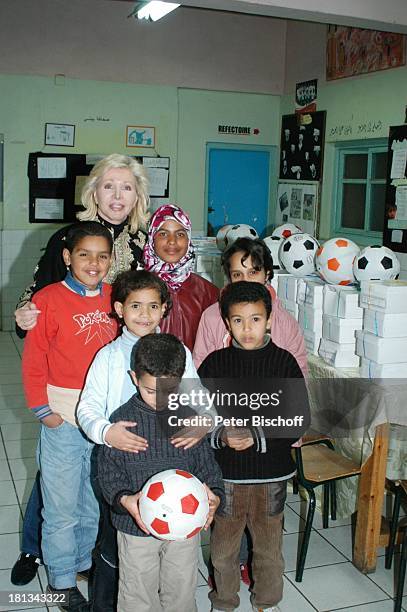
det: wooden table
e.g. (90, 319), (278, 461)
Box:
(307, 354), (407, 573)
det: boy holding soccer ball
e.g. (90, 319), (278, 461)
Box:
(98, 333), (224, 612)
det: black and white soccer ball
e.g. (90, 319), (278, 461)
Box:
(263, 235), (285, 271)
(224, 224), (258, 249)
(278, 233), (319, 277)
(353, 245), (400, 281)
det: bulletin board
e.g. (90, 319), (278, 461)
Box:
(27, 152), (170, 223)
(279, 111), (326, 182)
(383, 124), (407, 254)
(275, 181), (320, 237)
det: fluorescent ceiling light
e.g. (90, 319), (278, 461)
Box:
(137, 1), (180, 21)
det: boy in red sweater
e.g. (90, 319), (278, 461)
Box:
(22, 222), (117, 612)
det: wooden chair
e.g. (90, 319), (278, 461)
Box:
(385, 480), (407, 612)
(293, 441), (361, 582)
(291, 431), (334, 495)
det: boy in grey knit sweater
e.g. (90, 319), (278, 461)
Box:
(98, 333), (224, 612)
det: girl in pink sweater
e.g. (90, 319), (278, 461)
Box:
(193, 237), (307, 375)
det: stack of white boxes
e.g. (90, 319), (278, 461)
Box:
(356, 280), (407, 377)
(277, 274), (300, 320)
(319, 285), (362, 367)
(296, 278), (325, 355)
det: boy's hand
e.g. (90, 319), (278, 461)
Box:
(105, 422), (148, 453)
(222, 427), (254, 451)
(41, 413), (64, 429)
(171, 424), (211, 449)
(120, 493), (150, 534)
(15, 302), (41, 330)
(203, 484), (220, 530)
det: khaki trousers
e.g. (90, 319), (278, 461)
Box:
(117, 531), (199, 612)
(209, 481), (286, 611)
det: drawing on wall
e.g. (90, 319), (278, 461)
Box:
(279, 111), (326, 182)
(44, 123), (75, 147)
(126, 125), (155, 148)
(327, 26), (405, 80)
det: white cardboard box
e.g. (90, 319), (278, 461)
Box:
(319, 337), (360, 368)
(269, 271), (291, 296)
(363, 309), (407, 338)
(303, 329), (321, 355)
(323, 285), (363, 319)
(298, 305), (323, 335)
(277, 275), (300, 303)
(322, 314), (362, 344)
(360, 280), (407, 314)
(280, 298), (299, 320)
(297, 278), (325, 309)
(356, 330), (407, 364)
(360, 358), (407, 379)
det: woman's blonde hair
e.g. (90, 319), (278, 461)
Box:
(77, 153), (150, 233)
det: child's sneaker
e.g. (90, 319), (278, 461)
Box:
(251, 605), (281, 612)
(240, 563), (250, 586)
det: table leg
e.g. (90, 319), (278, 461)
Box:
(353, 423), (389, 573)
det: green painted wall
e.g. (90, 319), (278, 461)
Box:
(0, 74), (178, 230)
(281, 65), (407, 242)
(0, 75), (281, 232)
(177, 88), (281, 231)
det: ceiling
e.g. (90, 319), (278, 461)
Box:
(124, 0), (407, 34)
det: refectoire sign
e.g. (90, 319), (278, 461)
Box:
(218, 125), (260, 135)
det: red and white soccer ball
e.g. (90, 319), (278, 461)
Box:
(271, 223), (303, 240)
(224, 224), (258, 249)
(139, 469), (209, 541)
(353, 245), (400, 281)
(316, 238), (360, 285)
(263, 235), (285, 271)
(278, 233), (319, 277)
(216, 224), (233, 251)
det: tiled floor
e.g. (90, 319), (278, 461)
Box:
(0, 330), (406, 611)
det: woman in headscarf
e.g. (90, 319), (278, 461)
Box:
(143, 204), (219, 350)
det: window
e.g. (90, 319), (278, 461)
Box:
(333, 140), (387, 245)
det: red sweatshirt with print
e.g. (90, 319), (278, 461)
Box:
(22, 282), (117, 409)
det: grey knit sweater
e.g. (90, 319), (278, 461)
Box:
(98, 393), (225, 537)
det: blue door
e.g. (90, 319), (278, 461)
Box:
(206, 145), (273, 237)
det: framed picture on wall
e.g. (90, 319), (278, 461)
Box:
(44, 123), (75, 147)
(126, 125), (155, 148)
(279, 111), (326, 182)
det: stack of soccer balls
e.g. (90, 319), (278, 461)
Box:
(216, 222), (401, 284)
(316, 239), (400, 284)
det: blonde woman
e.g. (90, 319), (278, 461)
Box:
(15, 153), (149, 333)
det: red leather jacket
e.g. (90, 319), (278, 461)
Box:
(160, 273), (219, 351)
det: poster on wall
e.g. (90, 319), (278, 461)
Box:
(326, 26), (405, 81)
(383, 125), (407, 254)
(295, 79), (318, 113)
(275, 181), (319, 237)
(279, 111), (326, 182)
